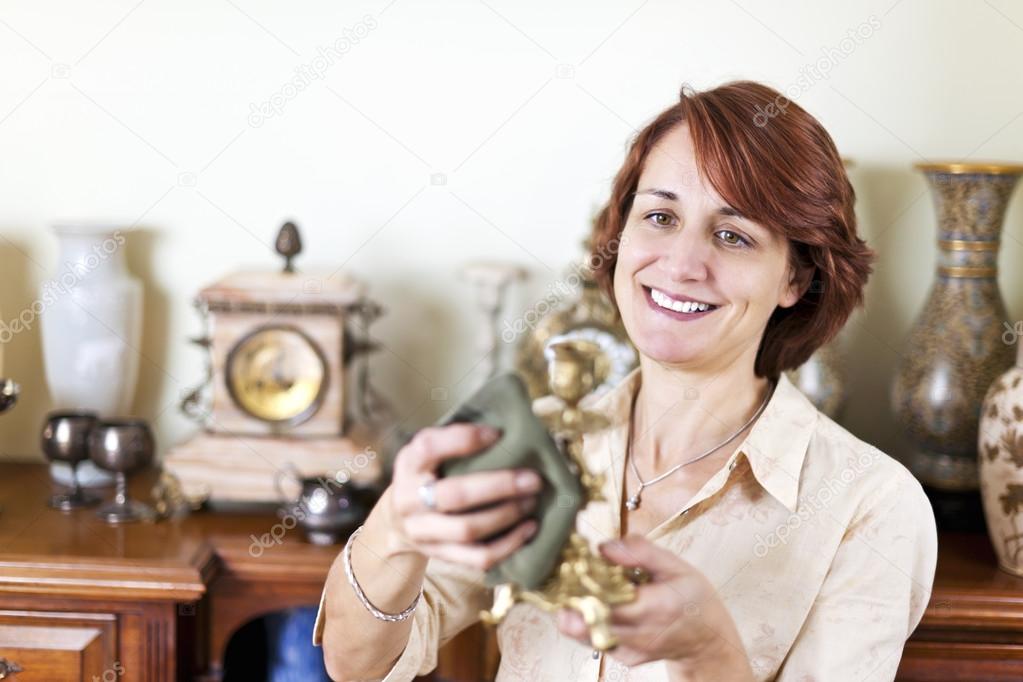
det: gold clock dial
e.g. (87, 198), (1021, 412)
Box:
(225, 326), (327, 425)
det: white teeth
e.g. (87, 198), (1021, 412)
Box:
(649, 288), (715, 314)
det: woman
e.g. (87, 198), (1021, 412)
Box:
(315, 81), (938, 681)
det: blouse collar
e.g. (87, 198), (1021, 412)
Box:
(586, 367), (818, 515)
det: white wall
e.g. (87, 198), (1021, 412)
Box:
(2, 0), (1023, 463)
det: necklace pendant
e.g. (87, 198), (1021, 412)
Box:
(626, 494), (640, 511)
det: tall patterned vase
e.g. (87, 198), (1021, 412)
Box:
(891, 162), (1023, 507)
(979, 342), (1023, 576)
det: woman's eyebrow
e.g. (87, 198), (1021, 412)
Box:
(634, 187), (677, 200)
(635, 188), (747, 221)
(717, 205), (747, 220)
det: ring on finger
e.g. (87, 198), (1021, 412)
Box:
(417, 479), (438, 511)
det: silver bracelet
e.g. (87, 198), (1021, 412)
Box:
(343, 525), (422, 622)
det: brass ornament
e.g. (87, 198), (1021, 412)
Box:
(480, 339), (648, 652)
(515, 241), (636, 402)
(151, 470), (208, 519)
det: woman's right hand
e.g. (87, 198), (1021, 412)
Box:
(381, 423), (543, 570)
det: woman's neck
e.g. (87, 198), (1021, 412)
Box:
(632, 354), (773, 474)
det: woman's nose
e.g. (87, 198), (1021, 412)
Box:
(656, 228), (710, 282)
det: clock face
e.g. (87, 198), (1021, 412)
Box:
(225, 325), (328, 425)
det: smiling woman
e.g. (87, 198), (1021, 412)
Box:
(315, 81), (937, 682)
(591, 81), (874, 379)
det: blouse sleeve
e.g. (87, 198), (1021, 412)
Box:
(775, 469), (938, 681)
(313, 556), (491, 682)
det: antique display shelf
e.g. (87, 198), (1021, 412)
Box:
(0, 462), (1019, 680)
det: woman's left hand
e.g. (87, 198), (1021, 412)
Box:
(555, 535), (753, 679)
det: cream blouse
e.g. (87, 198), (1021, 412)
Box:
(315, 369), (938, 681)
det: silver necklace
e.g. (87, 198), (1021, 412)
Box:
(624, 381), (775, 511)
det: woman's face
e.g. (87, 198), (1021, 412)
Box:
(612, 124), (803, 371)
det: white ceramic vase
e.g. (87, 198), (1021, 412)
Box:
(41, 225), (143, 485)
(979, 339), (1023, 576)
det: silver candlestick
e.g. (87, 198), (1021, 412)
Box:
(459, 261), (527, 383)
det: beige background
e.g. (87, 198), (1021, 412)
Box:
(1, 0), (1022, 466)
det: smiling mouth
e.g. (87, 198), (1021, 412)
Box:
(644, 286), (721, 315)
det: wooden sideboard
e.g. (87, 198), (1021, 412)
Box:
(896, 531), (1023, 680)
(0, 462), (343, 681)
(0, 462), (1020, 681)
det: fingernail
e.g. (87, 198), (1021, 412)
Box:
(516, 470), (542, 493)
(480, 425), (501, 442)
(518, 496), (538, 514)
(525, 520), (538, 538)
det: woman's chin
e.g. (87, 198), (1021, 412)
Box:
(633, 338), (708, 367)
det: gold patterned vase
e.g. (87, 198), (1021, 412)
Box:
(891, 162), (1023, 495)
(979, 342), (1023, 576)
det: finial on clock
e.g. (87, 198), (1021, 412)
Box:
(275, 222), (303, 273)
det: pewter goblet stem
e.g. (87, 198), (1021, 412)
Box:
(114, 472), (129, 507)
(67, 461), (85, 499)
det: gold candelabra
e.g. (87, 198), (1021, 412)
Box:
(480, 339), (646, 651)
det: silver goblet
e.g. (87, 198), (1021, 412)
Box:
(41, 411), (100, 510)
(88, 418), (155, 523)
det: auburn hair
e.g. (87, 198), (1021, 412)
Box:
(590, 81), (875, 380)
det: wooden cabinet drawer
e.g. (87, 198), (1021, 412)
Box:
(0, 610), (118, 670)
(0, 625), (106, 681)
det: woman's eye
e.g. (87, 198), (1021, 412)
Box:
(717, 229), (750, 247)
(645, 212), (675, 227)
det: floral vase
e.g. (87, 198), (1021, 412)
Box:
(40, 225), (143, 485)
(891, 162), (1022, 495)
(979, 341), (1023, 576)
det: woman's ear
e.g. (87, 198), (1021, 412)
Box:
(780, 265), (815, 309)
